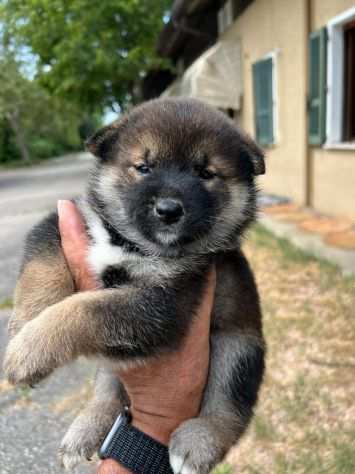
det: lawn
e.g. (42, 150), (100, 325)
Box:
(223, 225), (355, 474)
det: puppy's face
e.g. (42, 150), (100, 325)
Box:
(87, 99), (264, 256)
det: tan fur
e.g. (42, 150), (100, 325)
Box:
(8, 254), (74, 339)
(4, 288), (137, 385)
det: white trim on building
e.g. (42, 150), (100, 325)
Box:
(326, 6), (355, 146)
(260, 50), (279, 145)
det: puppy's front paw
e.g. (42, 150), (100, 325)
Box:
(3, 321), (55, 386)
(59, 398), (121, 470)
(59, 405), (115, 470)
(60, 421), (101, 471)
(59, 437), (94, 471)
(59, 433), (98, 471)
(170, 419), (227, 474)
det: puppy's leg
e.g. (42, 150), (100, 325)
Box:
(169, 332), (265, 474)
(4, 276), (202, 386)
(8, 212), (74, 338)
(60, 366), (129, 470)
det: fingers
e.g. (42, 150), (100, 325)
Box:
(57, 200), (98, 291)
(195, 266), (216, 327)
(97, 459), (130, 474)
(181, 266), (215, 352)
(58, 200), (88, 246)
(200, 266), (216, 319)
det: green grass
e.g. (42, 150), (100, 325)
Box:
(331, 439), (355, 473)
(0, 147), (81, 170)
(250, 223), (341, 270)
(253, 414), (277, 442)
(250, 224), (312, 263)
(18, 385), (33, 400)
(226, 225), (355, 473)
(0, 154), (59, 170)
(213, 464), (234, 474)
(0, 298), (13, 310)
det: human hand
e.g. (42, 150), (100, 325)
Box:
(58, 200), (215, 474)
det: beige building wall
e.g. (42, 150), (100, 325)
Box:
(311, 151), (355, 220)
(222, 0), (309, 204)
(163, 0), (355, 217)
(310, 0), (355, 219)
(221, 0), (355, 218)
(311, 0), (355, 29)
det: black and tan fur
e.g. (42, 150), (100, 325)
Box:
(4, 98), (265, 474)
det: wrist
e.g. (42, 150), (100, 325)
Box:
(131, 414), (172, 446)
(98, 458), (131, 474)
(99, 410), (174, 474)
(130, 401), (201, 446)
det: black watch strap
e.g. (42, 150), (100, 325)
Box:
(99, 411), (174, 474)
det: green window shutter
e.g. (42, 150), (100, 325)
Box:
(253, 57), (274, 145)
(308, 28), (327, 145)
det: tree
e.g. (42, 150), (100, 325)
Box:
(0, 52), (84, 163)
(0, 54), (37, 162)
(1, 0), (170, 112)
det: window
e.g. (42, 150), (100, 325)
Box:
(252, 56), (276, 146)
(308, 28), (327, 145)
(344, 21), (355, 141)
(218, 1), (253, 35)
(326, 7), (355, 146)
(218, 0), (236, 35)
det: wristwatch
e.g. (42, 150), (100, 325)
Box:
(99, 409), (174, 474)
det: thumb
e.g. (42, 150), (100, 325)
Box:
(57, 200), (97, 291)
(58, 200), (88, 249)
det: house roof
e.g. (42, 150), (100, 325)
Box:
(157, 0), (225, 58)
(171, 0), (216, 18)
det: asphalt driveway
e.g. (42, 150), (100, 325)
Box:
(0, 154), (97, 473)
(0, 152), (92, 300)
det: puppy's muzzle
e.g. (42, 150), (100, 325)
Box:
(154, 198), (184, 225)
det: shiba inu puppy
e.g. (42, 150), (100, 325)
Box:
(4, 98), (265, 473)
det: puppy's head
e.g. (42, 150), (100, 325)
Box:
(87, 98), (265, 256)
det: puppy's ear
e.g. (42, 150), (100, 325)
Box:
(241, 136), (266, 176)
(85, 118), (126, 161)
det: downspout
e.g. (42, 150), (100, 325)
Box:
(304, 0), (312, 207)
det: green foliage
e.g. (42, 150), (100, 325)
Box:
(0, 0), (168, 163)
(78, 116), (101, 141)
(1, 0), (170, 111)
(0, 52), (87, 164)
(0, 118), (20, 163)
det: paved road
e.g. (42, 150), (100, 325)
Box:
(0, 155), (96, 473)
(0, 153), (93, 301)
(0, 309), (94, 474)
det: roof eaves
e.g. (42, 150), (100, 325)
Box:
(157, 0), (220, 57)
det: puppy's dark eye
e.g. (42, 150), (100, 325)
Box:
(135, 164), (151, 175)
(199, 168), (216, 180)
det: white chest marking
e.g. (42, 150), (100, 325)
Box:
(87, 214), (128, 276)
(79, 199), (183, 282)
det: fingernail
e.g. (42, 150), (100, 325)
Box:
(58, 200), (86, 238)
(57, 200), (77, 234)
(57, 199), (68, 217)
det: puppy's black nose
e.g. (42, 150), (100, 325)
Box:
(154, 198), (184, 224)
